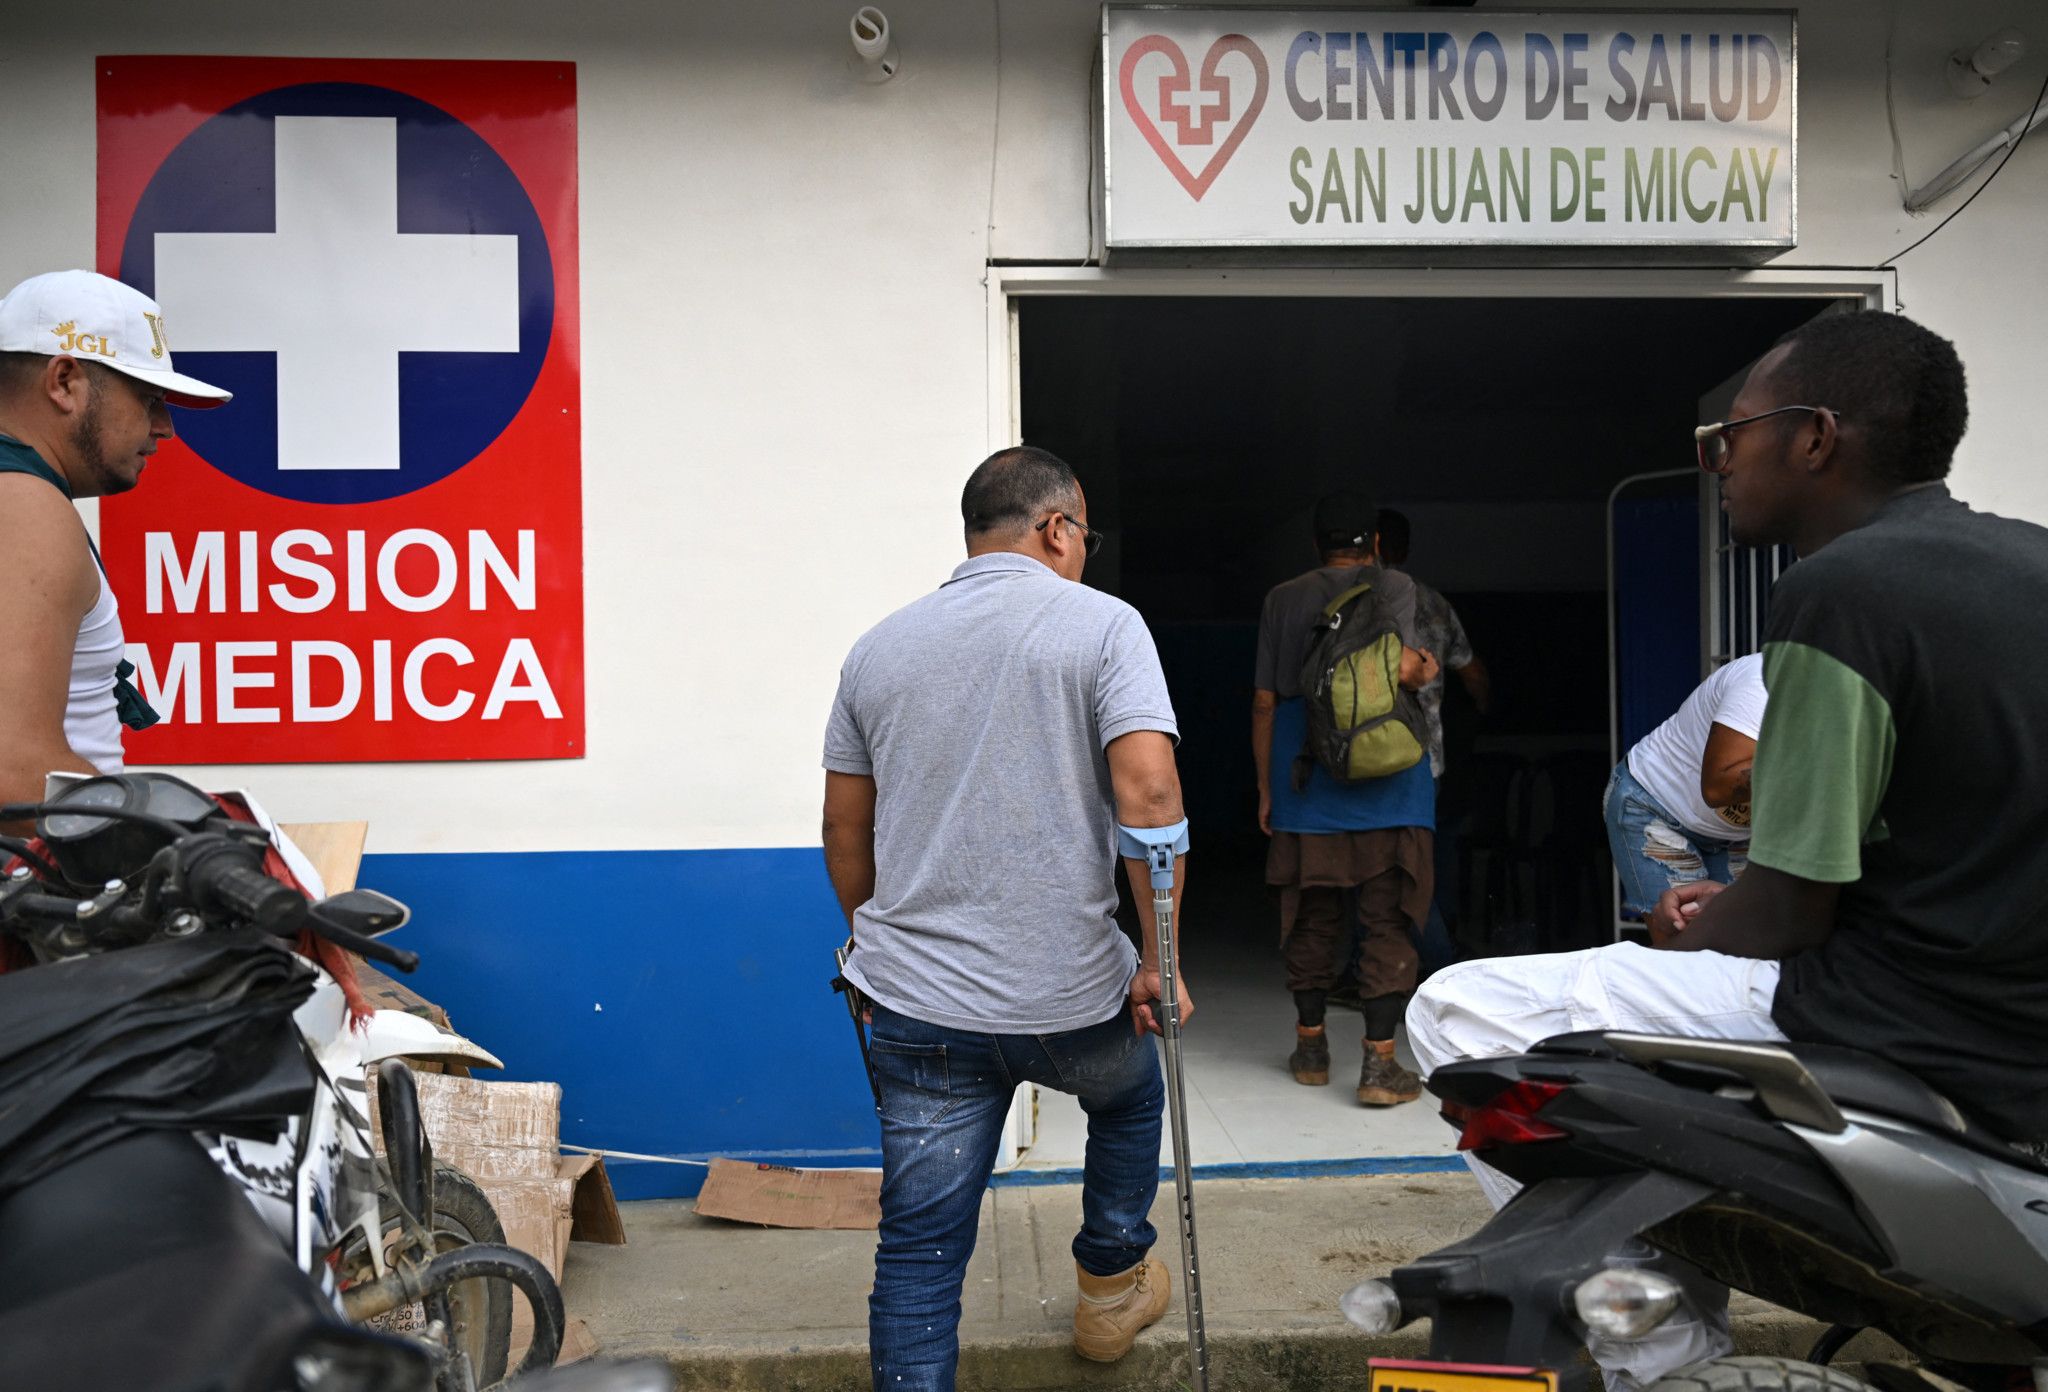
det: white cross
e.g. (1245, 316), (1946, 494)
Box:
(154, 116), (520, 472)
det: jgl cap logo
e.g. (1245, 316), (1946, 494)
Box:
(51, 320), (118, 358)
(120, 82), (554, 504)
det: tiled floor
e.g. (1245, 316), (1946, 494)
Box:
(1014, 866), (1460, 1172)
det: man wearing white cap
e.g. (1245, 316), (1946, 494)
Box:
(0, 269), (230, 816)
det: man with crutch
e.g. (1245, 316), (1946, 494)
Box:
(822, 445), (1195, 1392)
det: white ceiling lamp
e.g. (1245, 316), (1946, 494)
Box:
(851, 7), (900, 84)
(1948, 27), (2027, 99)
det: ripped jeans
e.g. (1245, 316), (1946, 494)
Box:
(866, 1002), (1163, 1392)
(1604, 762), (1748, 919)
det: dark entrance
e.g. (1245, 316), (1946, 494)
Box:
(1019, 294), (1831, 960)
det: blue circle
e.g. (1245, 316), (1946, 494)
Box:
(120, 82), (554, 505)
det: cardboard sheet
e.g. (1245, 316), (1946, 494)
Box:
(693, 1158), (882, 1230)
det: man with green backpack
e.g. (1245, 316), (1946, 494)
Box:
(1252, 494), (1438, 1106)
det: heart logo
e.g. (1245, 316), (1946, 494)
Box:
(1119, 34), (1270, 202)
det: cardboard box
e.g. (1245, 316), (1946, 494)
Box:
(413, 1073), (563, 1181)
(564, 1151), (628, 1245)
(366, 1071), (627, 1364)
(693, 1158), (882, 1230)
(558, 1317), (599, 1366)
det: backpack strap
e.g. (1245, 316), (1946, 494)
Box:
(1319, 580), (1375, 623)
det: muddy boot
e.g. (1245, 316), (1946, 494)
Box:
(1357, 1037), (1423, 1106)
(1289, 1024), (1330, 1085)
(1073, 1258), (1171, 1362)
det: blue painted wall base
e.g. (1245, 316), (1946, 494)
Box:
(360, 846), (880, 1200)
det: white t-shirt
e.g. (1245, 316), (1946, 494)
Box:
(1625, 654), (1767, 843)
(66, 558), (126, 774)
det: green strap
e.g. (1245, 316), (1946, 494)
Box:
(1320, 580), (1374, 620)
(0, 436), (71, 498)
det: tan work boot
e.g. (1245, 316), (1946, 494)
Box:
(1073, 1258), (1171, 1362)
(1289, 1024), (1330, 1085)
(1358, 1037), (1423, 1106)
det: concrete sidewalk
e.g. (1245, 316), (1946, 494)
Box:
(562, 1170), (1845, 1391)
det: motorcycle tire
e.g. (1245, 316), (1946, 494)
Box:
(362, 1162), (516, 1388)
(1646, 1357), (1879, 1392)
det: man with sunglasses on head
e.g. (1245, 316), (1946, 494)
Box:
(1407, 310), (2048, 1391)
(0, 270), (230, 826)
(822, 446), (1189, 1392)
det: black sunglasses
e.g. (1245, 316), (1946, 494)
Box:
(1694, 404), (1841, 474)
(1034, 512), (1108, 557)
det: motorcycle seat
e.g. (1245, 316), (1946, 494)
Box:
(1782, 1042), (2040, 1167)
(1532, 1030), (2045, 1173)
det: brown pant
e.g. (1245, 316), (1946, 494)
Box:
(1282, 874), (1421, 997)
(1269, 828), (1434, 997)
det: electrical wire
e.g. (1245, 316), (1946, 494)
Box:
(0, 836), (59, 881)
(1879, 68), (2048, 268)
(982, 0), (1004, 446)
(1086, 41), (1103, 262)
(983, 0), (1003, 268)
(1881, 0), (1911, 196)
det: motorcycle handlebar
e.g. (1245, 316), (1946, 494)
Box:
(181, 837), (308, 935)
(0, 807), (423, 973)
(179, 837), (421, 971)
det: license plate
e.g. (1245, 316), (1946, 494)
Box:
(1369, 1358), (1560, 1392)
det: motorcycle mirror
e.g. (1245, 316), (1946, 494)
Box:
(308, 889), (411, 939)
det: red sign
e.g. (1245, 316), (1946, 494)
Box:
(97, 57), (582, 762)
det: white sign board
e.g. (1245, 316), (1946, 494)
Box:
(1102, 7), (1796, 249)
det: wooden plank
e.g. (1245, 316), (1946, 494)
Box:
(278, 820), (368, 894)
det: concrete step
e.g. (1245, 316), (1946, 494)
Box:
(561, 1172), (1866, 1392)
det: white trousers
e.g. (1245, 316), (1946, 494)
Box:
(1405, 943), (1786, 1392)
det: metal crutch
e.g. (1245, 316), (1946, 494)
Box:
(1121, 823), (1208, 1392)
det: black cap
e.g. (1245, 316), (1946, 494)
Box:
(1313, 492), (1376, 551)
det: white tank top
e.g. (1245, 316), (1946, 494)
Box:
(67, 557), (126, 774)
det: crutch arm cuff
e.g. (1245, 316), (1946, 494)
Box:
(1117, 818), (1189, 889)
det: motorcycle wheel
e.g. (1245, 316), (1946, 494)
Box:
(359, 1162), (515, 1388)
(1647, 1357), (1878, 1392)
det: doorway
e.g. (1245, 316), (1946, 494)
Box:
(1005, 281), (1867, 1172)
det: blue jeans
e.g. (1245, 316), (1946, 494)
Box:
(1604, 761), (1749, 918)
(867, 1002), (1163, 1392)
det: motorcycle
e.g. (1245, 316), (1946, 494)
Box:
(0, 771), (671, 1392)
(1340, 1029), (2048, 1392)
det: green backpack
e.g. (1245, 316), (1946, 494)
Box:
(1293, 577), (1427, 789)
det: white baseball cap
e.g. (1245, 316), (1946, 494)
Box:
(0, 269), (231, 409)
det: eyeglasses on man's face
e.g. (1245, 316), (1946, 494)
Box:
(1035, 512), (1108, 557)
(1694, 404), (1840, 474)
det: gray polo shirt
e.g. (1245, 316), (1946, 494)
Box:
(823, 552), (1179, 1033)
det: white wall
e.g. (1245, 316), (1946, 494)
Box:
(2, 0), (2043, 856)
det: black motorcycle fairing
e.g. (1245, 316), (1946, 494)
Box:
(0, 1129), (341, 1391)
(1422, 1039), (2048, 1369)
(1434, 1053), (1886, 1264)
(1393, 1169), (1712, 1392)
